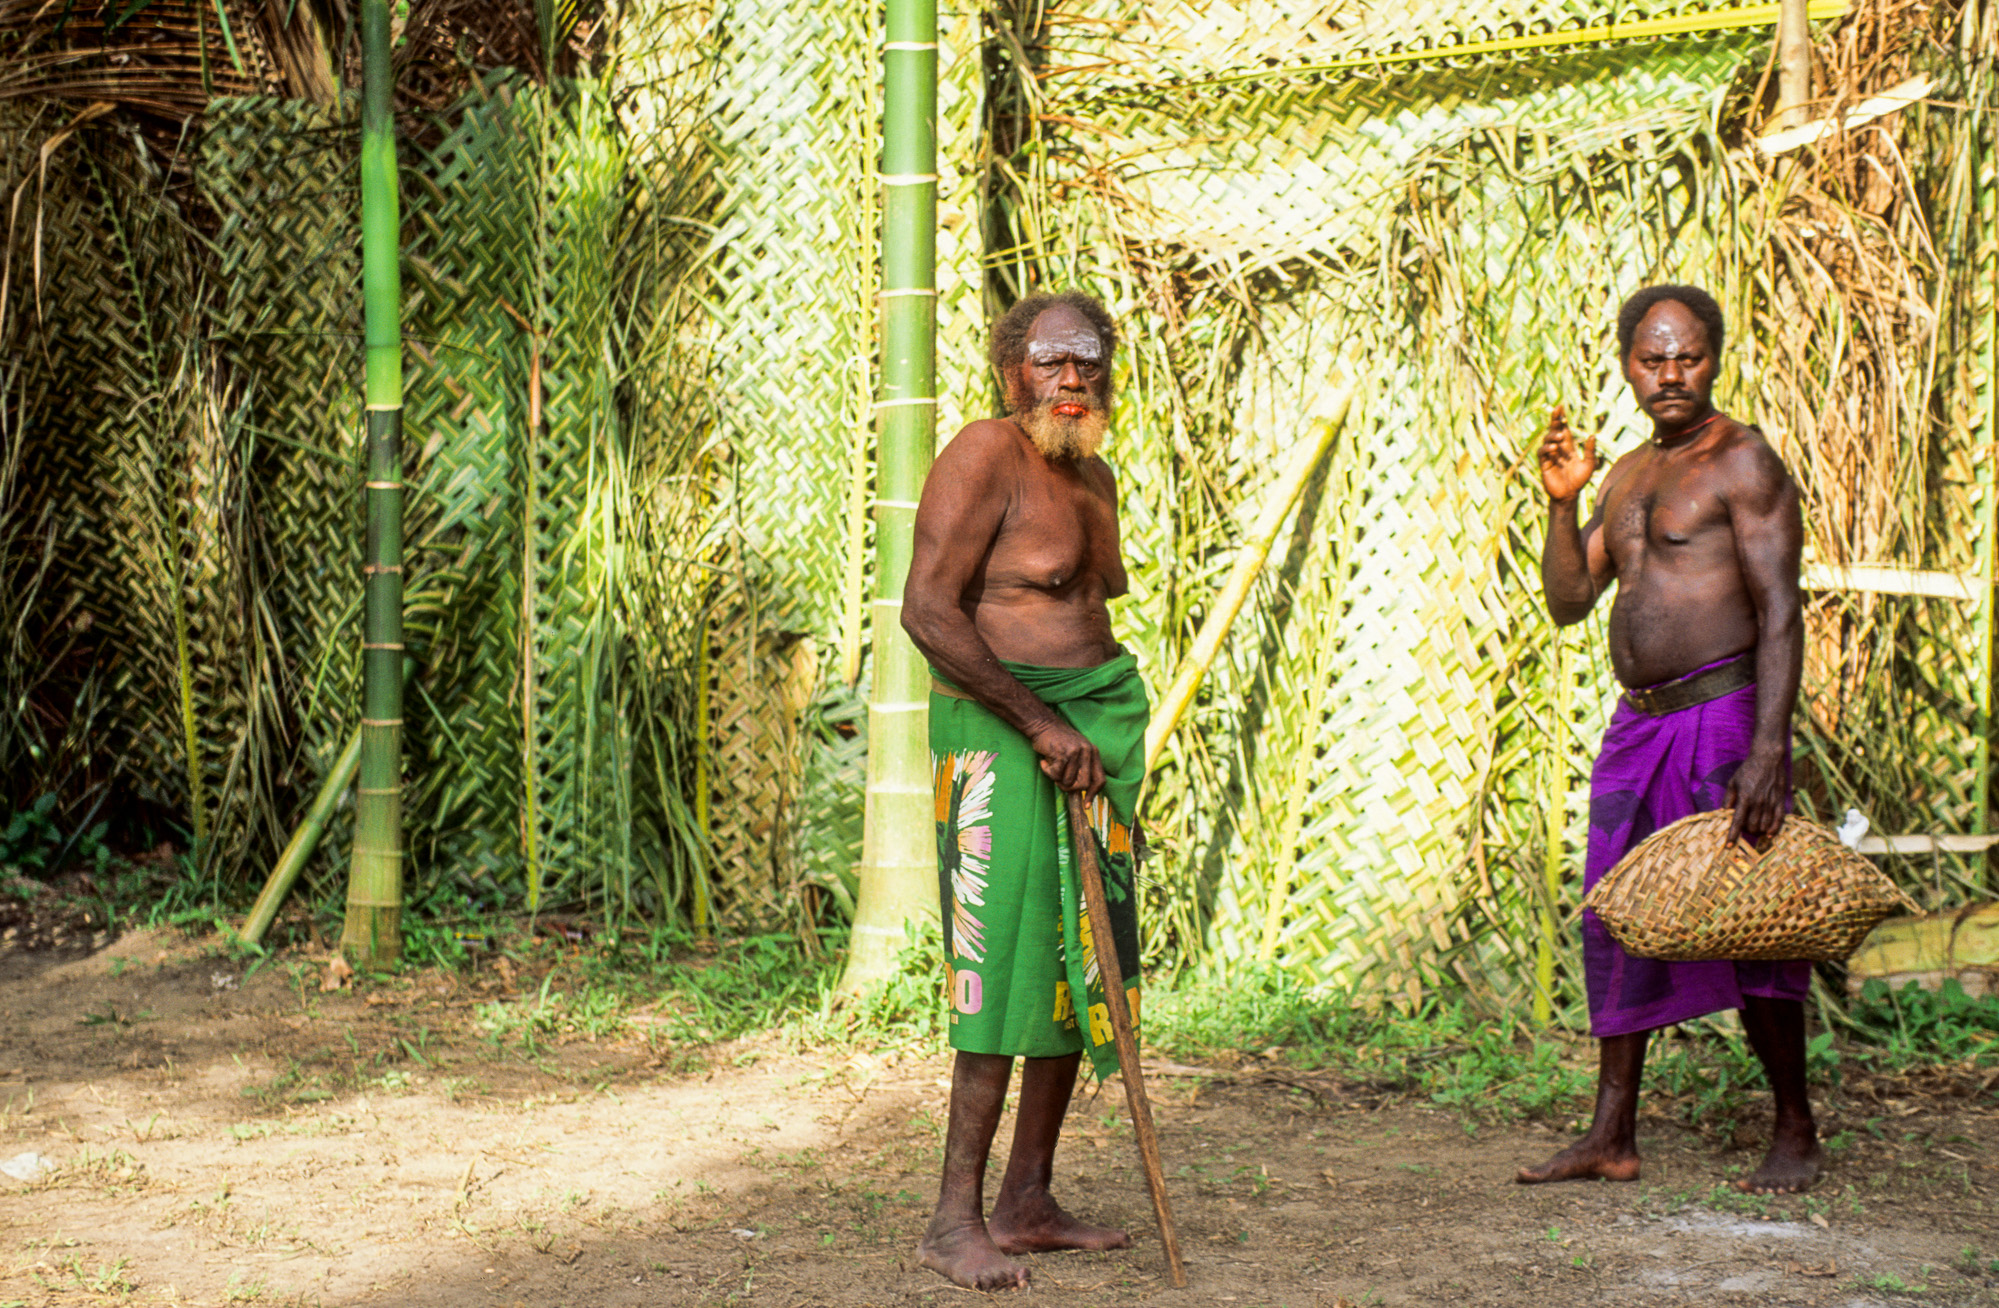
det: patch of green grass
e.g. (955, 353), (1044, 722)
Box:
(457, 917), (945, 1061)
(1840, 978), (1999, 1069)
(1143, 964), (1997, 1130)
(1143, 965), (1591, 1122)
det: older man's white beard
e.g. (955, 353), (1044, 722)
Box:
(1014, 402), (1109, 460)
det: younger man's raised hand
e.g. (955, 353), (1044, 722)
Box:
(1537, 404), (1598, 504)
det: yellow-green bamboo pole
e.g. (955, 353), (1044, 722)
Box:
(841, 0), (938, 993)
(1970, 49), (1997, 884)
(1143, 388), (1354, 775)
(243, 728), (363, 946)
(341, 0), (405, 967)
(1534, 636), (1571, 1026)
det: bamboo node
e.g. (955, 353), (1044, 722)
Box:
(360, 718), (405, 727)
(361, 642), (405, 650)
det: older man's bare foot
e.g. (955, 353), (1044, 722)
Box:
(989, 1191), (1131, 1255)
(1516, 1137), (1642, 1184)
(1733, 1127), (1823, 1195)
(918, 1221), (1029, 1290)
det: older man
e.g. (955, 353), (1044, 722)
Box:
(1522, 284), (1821, 1194)
(901, 290), (1149, 1290)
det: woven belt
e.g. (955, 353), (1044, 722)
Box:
(1622, 654), (1755, 717)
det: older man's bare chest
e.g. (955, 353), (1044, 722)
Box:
(987, 462), (1128, 599)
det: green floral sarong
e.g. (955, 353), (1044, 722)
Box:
(930, 652), (1149, 1082)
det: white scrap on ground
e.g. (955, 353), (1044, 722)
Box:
(1838, 808), (1871, 850)
(1, 1151), (54, 1182)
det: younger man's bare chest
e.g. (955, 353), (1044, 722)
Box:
(1598, 448), (1736, 571)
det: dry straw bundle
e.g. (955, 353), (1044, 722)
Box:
(1583, 811), (1918, 962)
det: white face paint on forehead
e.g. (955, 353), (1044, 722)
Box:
(1024, 308), (1105, 363)
(1632, 301), (1711, 357)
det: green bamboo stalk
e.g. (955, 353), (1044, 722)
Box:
(341, 0), (405, 968)
(841, 0), (938, 993)
(171, 498), (208, 850)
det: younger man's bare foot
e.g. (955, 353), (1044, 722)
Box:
(1516, 1137), (1642, 1184)
(918, 1221), (1030, 1290)
(988, 1190), (1131, 1255)
(1732, 1127), (1823, 1195)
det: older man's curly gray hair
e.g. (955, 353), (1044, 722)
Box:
(989, 291), (1118, 387)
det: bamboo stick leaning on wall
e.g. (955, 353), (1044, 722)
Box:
(241, 729), (363, 947)
(842, 0), (939, 992)
(342, 0), (407, 968)
(1144, 387), (1355, 774)
(1775, 0), (1813, 131)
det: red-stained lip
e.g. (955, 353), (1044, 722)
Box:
(1053, 403), (1086, 417)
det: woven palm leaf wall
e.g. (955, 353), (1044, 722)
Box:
(3, 0), (1992, 1007)
(996, 0), (1994, 1016)
(5, 115), (290, 875)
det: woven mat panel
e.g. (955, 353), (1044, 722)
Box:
(397, 83), (542, 899)
(1794, 593), (1987, 904)
(790, 680), (869, 918)
(699, 0), (876, 646)
(1033, 45), (1757, 1000)
(197, 97), (366, 889)
(703, 588), (820, 929)
(394, 80), (633, 909)
(520, 87), (631, 907)
(1060, 38), (1752, 276)
(2, 0), (285, 118)
(1045, 1), (1780, 92)
(12, 126), (281, 869)
(613, 14), (739, 919)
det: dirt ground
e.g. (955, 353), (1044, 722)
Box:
(1, 929), (1995, 1308)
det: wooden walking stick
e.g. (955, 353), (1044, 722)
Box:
(1066, 790), (1187, 1288)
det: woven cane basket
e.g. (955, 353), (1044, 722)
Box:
(1581, 810), (1919, 962)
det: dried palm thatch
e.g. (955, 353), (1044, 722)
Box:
(0, 0), (327, 117)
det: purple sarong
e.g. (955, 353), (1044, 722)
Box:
(1582, 665), (1812, 1038)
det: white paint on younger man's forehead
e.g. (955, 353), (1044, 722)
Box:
(1024, 308), (1105, 362)
(1632, 301), (1712, 356)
